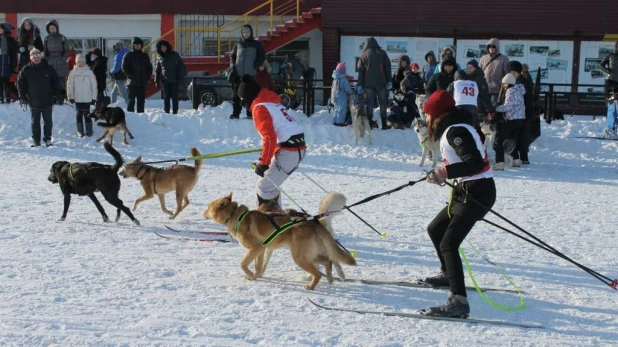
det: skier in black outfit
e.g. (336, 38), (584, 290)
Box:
(420, 89), (497, 318)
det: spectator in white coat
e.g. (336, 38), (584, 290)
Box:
(67, 54), (97, 138)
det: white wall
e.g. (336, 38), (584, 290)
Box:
(0, 13), (5, 23)
(17, 14), (160, 45)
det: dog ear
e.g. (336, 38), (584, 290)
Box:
(225, 192), (233, 200)
(134, 155), (142, 163)
(272, 193), (280, 201)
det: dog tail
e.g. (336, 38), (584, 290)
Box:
(322, 230), (357, 267)
(190, 147), (203, 172)
(104, 141), (124, 172)
(318, 192), (347, 235)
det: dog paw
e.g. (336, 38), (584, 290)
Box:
(122, 141), (128, 145)
(102, 216), (110, 222)
(244, 275), (256, 281)
(133, 219), (140, 226)
(58, 217), (66, 222)
(115, 216), (120, 222)
(304, 285), (315, 290)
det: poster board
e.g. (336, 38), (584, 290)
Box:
(457, 40), (574, 92)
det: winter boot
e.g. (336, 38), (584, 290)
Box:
(421, 292), (470, 318)
(492, 162), (505, 171)
(85, 122), (93, 137)
(381, 118), (391, 130)
(423, 271), (450, 287)
(76, 122), (84, 138)
(229, 114), (240, 119)
(512, 159), (521, 167)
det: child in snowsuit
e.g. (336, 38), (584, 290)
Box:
(331, 62), (352, 126)
(389, 76), (420, 128)
(67, 54), (97, 137)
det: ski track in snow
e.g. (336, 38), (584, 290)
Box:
(1, 100), (617, 345)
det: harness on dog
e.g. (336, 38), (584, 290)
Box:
(68, 163), (77, 181)
(135, 164), (168, 195)
(261, 218), (305, 246)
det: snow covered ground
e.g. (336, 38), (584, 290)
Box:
(0, 100), (617, 346)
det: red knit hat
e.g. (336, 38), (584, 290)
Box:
(423, 90), (456, 117)
(410, 63), (420, 70)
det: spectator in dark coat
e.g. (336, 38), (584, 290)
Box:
(466, 59), (495, 118)
(600, 41), (618, 98)
(17, 18), (43, 71)
(425, 56), (457, 96)
(122, 36), (153, 113)
(110, 42), (129, 104)
(392, 54), (411, 91)
(43, 20), (70, 103)
(229, 24), (265, 119)
(357, 37), (392, 130)
(408, 63), (425, 95)
(90, 48), (108, 109)
(17, 49), (60, 147)
(255, 61), (275, 91)
(0, 23), (18, 104)
(155, 39), (187, 114)
(389, 77), (420, 129)
(422, 51), (438, 88)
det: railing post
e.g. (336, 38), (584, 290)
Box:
(270, 0), (274, 32)
(297, 0), (300, 20)
(192, 77), (199, 110)
(217, 29), (221, 63)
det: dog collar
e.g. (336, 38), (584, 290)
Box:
(136, 164), (149, 180)
(224, 205), (239, 227)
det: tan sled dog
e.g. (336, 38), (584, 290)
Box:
(119, 147), (203, 219)
(203, 192), (356, 290)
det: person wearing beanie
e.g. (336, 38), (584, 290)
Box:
(492, 73), (526, 170)
(121, 36), (153, 113)
(155, 39), (186, 114)
(425, 56), (457, 96)
(229, 24), (265, 119)
(330, 62), (352, 126)
(43, 20), (70, 103)
(89, 47), (108, 109)
(17, 18), (43, 71)
(67, 54), (97, 137)
(110, 42), (129, 104)
(407, 63), (425, 95)
(479, 38), (510, 103)
(420, 89), (496, 318)
(17, 48), (60, 147)
(465, 58), (495, 123)
(0, 22), (18, 104)
(237, 74), (306, 207)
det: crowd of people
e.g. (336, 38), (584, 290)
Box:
(0, 18), (187, 147)
(330, 37), (540, 171)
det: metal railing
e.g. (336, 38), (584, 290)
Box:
(539, 83), (607, 121)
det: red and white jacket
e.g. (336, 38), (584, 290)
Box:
(250, 89), (306, 165)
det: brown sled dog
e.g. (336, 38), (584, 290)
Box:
(203, 191), (356, 290)
(119, 147), (203, 219)
(88, 106), (135, 145)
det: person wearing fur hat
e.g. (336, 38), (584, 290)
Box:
(155, 40), (186, 114)
(493, 73), (526, 170)
(255, 61), (274, 91)
(67, 54), (97, 137)
(89, 48), (108, 109)
(420, 89), (495, 318)
(0, 23), (18, 104)
(17, 18), (43, 71)
(331, 62), (352, 126)
(433, 46), (462, 74)
(122, 37), (153, 113)
(17, 49), (60, 147)
(479, 38), (510, 104)
(237, 74), (306, 206)
(43, 20), (70, 103)
(229, 24), (265, 119)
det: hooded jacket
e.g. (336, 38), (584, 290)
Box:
(155, 40), (187, 84)
(230, 25), (266, 77)
(357, 37), (392, 89)
(433, 45), (461, 73)
(110, 47), (129, 80)
(599, 43), (618, 84)
(0, 23), (18, 78)
(122, 38), (153, 87)
(17, 58), (60, 109)
(425, 56), (456, 95)
(392, 54), (411, 90)
(496, 83), (526, 120)
(17, 18), (43, 70)
(43, 20), (70, 77)
(91, 55), (108, 94)
(255, 61), (274, 91)
(250, 89), (305, 165)
(67, 63), (97, 103)
(479, 38), (510, 94)
(422, 50), (438, 84)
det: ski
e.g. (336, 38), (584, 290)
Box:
(165, 225), (228, 236)
(573, 136), (618, 141)
(308, 299), (543, 329)
(153, 231), (231, 243)
(338, 278), (523, 294)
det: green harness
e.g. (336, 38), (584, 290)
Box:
(231, 210), (305, 246)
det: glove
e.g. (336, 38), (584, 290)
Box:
(356, 86), (364, 95)
(253, 163), (269, 177)
(19, 47), (25, 53)
(386, 81), (393, 91)
(69, 99), (75, 104)
(91, 100), (96, 105)
(426, 167), (448, 185)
